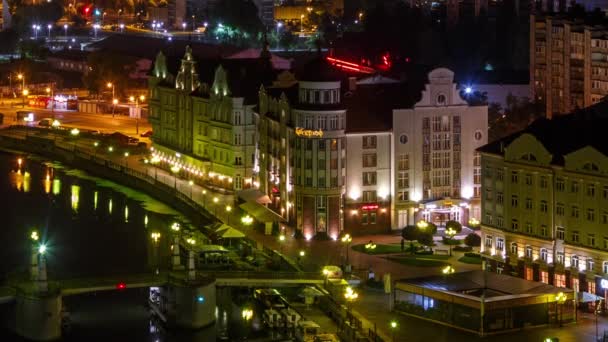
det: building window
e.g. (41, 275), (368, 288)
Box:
(485, 235), (493, 248)
(540, 201), (548, 213)
(496, 192), (504, 204)
(572, 255), (579, 268)
(540, 176), (548, 189)
(525, 267), (533, 280)
(557, 252), (564, 264)
(525, 198), (533, 210)
(571, 181), (579, 193)
(525, 222), (531, 234)
(361, 213), (368, 225)
(588, 234), (596, 246)
(604, 186), (608, 199)
(540, 225), (548, 236)
(525, 246), (533, 258)
(555, 274), (565, 288)
(485, 213), (493, 225)
(399, 134), (408, 144)
(603, 212), (608, 224)
(556, 203), (565, 216)
(496, 216), (503, 228)
(587, 258), (595, 272)
(398, 172), (409, 188)
(397, 191), (409, 202)
(496, 170), (504, 181)
(511, 171), (518, 184)
(511, 219), (519, 231)
(572, 206), (579, 218)
(398, 154), (409, 170)
(370, 212), (377, 225)
(511, 243), (518, 255)
(572, 231), (580, 243)
(603, 261), (608, 274)
(588, 209), (595, 222)
(525, 174), (532, 186)
(556, 227), (565, 240)
(362, 191), (377, 202)
(362, 135), (377, 149)
(589, 281), (596, 294)
(540, 248), (548, 262)
(362, 153), (377, 168)
(556, 178), (565, 192)
(540, 271), (548, 284)
(496, 238), (504, 251)
(511, 195), (518, 208)
(362, 172), (377, 186)
(587, 184), (596, 197)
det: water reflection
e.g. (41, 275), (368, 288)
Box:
(52, 178), (61, 195)
(71, 185), (80, 212)
(44, 173), (51, 194)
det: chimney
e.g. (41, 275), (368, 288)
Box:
(348, 77), (357, 92)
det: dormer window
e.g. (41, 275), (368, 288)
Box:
(583, 162), (599, 172)
(521, 153), (537, 161)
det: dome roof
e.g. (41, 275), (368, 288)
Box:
(296, 57), (344, 82)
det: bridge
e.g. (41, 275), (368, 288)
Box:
(0, 270), (325, 301)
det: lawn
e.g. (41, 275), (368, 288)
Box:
(386, 255), (451, 268)
(458, 255), (483, 264)
(352, 243), (418, 255)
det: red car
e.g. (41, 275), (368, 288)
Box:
(140, 130), (153, 137)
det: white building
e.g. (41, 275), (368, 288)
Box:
(392, 68), (488, 230)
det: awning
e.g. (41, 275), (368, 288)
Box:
(237, 188), (272, 204)
(239, 201), (286, 223)
(578, 291), (603, 303)
(215, 223), (232, 233)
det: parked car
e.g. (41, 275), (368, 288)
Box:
(38, 118), (52, 127)
(140, 130), (153, 137)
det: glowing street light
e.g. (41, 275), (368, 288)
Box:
(171, 222), (181, 232)
(365, 241), (377, 251)
(442, 265), (455, 275)
(70, 128), (79, 136)
(47, 24), (52, 38)
(417, 220), (429, 230)
(390, 320), (398, 342)
(150, 231), (161, 243)
(341, 233), (352, 268)
(30, 231), (39, 241)
(344, 286), (359, 323)
(38, 244), (47, 254)
(108, 146), (114, 153)
(242, 308), (253, 321)
(299, 250), (305, 257)
(241, 215), (253, 226)
(64, 24), (68, 38)
(182, 22), (187, 32)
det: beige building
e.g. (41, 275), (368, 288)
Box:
(479, 104), (608, 296)
(531, 14), (608, 119)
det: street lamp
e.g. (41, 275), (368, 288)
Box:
(341, 233), (352, 272)
(107, 146), (114, 153)
(365, 241), (377, 252)
(182, 22), (187, 32)
(46, 86), (54, 112)
(130, 95), (146, 133)
(171, 165), (180, 189)
(123, 152), (130, 168)
(93, 24), (100, 38)
(344, 286), (359, 324)
(555, 291), (567, 328)
(300, 14), (304, 33)
(47, 24), (52, 39)
(151, 231), (161, 274)
(279, 234), (286, 254)
(390, 320), (398, 342)
(63, 24), (68, 38)
(242, 308), (253, 321)
(213, 196), (219, 216)
(445, 227), (457, 256)
(188, 180), (194, 199)
(417, 220), (429, 230)
(119, 24), (124, 33)
(276, 22), (283, 50)
(442, 265), (455, 275)
(241, 215), (253, 226)
(22, 89), (28, 107)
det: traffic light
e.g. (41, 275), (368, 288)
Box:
(116, 282), (126, 290)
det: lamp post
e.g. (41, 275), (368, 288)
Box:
(63, 24), (68, 39)
(225, 205), (232, 224)
(442, 265), (455, 282)
(300, 14), (304, 33)
(279, 234), (286, 254)
(344, 286), (359, 324)
(171, 165), (180, 190)
(341, 233), (352, 272)
(276, 22), (282, 50)
(213, 196), (219, 216)
(182, 22), (186, 32)
(46, 86), (54, 113)
(123, 152), (130, 169)
(150, 232), (161, 274)
(171, 222), (182, 270)
(93, 24), (100, 38)
(129, 95), (145, 134)
(119, 23), (124, 33)
(188, 180), (194, 199)
(47, 24), (52, 39)
(70, 128), (79, 151)
(389, 320), (398, 342)
(202, 189), (207, 208)
(22, 89), (28, 108)
(445, 227), (457, 256)
(30, 230), (39, 280)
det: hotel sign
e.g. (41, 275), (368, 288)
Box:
(295, 127), (323, 138)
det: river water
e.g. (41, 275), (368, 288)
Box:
(0, 151), (287, 341)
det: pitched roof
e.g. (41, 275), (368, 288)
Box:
(295, 56), (346, 82)
(478, 100), (608, 164)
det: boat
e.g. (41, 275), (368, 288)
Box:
(280, 307), (301, 328)
(254, 288), (288, 310)
(263, 308), (283, 328)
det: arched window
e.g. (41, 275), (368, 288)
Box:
(571, 255), (579, 268)
(540, 248), (548, 262)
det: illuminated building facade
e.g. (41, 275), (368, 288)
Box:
(392, 68), (487, 230)
(259, 59), (346, 239)
(479, 104), (608, 294)
(148, 46), (274, 193)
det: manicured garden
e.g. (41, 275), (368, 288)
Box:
(457, 253), (483, 264)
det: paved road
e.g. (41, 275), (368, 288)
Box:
(0, 105), (151, 136)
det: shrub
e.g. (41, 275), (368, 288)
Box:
(401, 225), (418, 241)
(415, 250), (434, 255)
(446, 220), (463, 233)
(464, 233), (481, 247)
(453, 246), (473, 252)
(464, 252), (481, 258)
(417, 231), (434, 247)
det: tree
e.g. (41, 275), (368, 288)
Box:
(464, 233), (481, 247)
(445, 220), (462, 234)
(417, 231), (434, 247)
(212, 0), (263, 35)
(401, 225), (418, 254)
(279, 29), (297, 51)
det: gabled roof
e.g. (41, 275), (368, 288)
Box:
(478, 99), (608, 165)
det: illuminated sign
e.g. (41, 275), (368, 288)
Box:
(602, 279), (608, 289)
(295, 127), (323, 138)
(361, 204), (379, 210)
